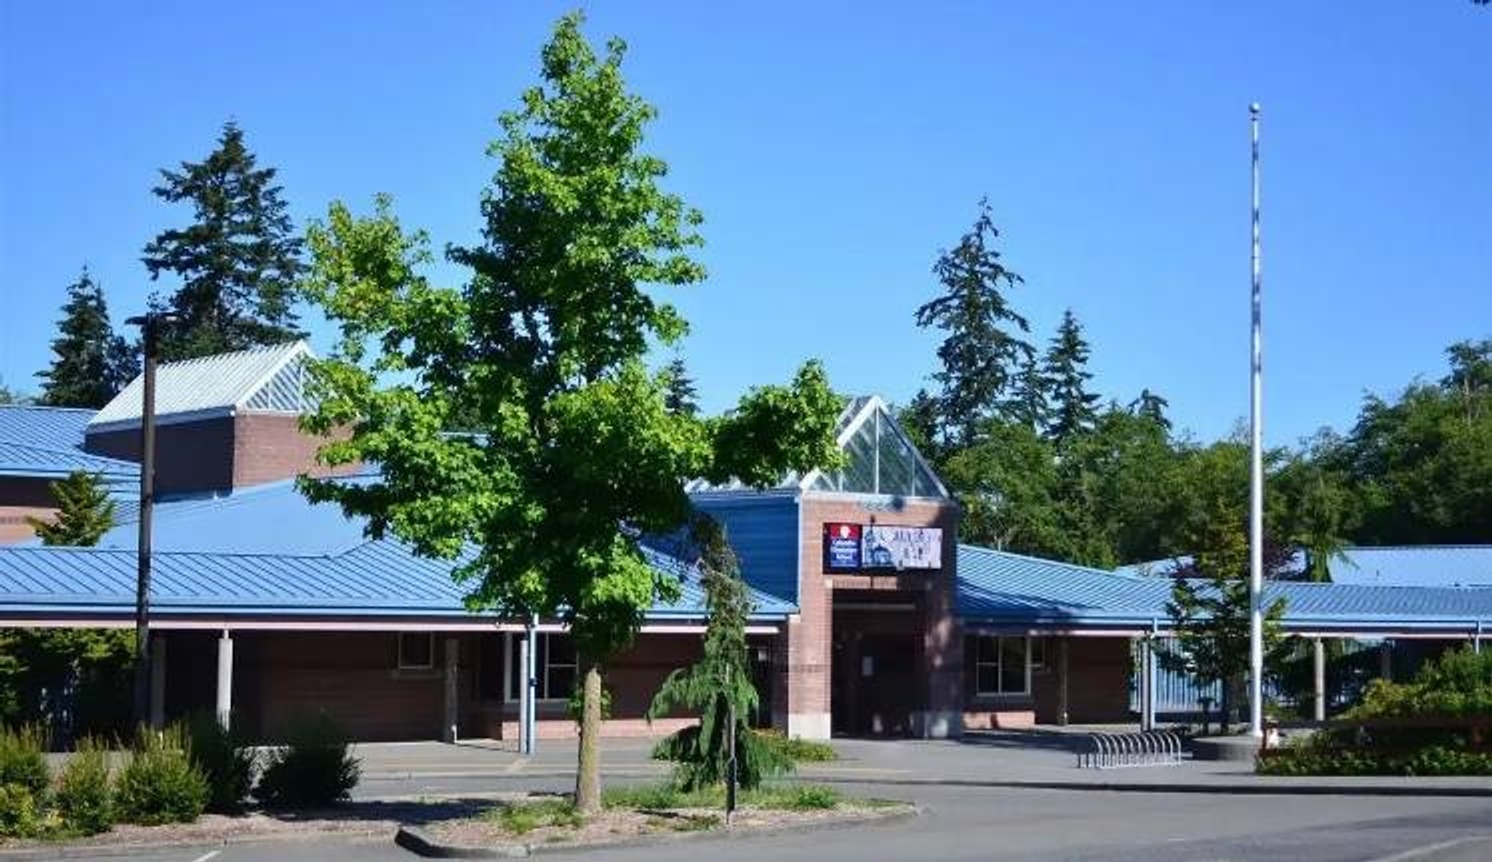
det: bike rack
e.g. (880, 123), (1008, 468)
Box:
(1077, 730), (1187, 769)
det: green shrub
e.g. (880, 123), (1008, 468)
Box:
(253, 714), (360, 808)
(186, 713), (255, 813)
(0, 725), (50, 795)
(488, 798), (582, 835)
(753, 729), (837, 763)
(114, 725), (208, 825)
(55, 738), (113, 836)
(0, 783), (42, 838)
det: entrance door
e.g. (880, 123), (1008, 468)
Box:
(833, 631), (918, 736)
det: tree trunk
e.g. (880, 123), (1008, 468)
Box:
(575, 662), (603, 814)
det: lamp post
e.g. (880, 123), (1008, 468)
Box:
(125, 311), (178, 727)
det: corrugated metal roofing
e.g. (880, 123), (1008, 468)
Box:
(1332, 546), (1492, 588)
(958, 544), (1492, 634)
(89, 341), (311, 429)
(2, 475), (794, 621)
(0, 405), (96, 450)
(0, 441), (139, 482)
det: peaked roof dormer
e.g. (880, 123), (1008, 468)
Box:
(88, 341), (314, 432)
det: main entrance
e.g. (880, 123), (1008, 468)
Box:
(830, 590), (926, 736)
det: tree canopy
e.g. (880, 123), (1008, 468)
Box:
(35, 268), (137, 408)
(298, 12), (841, 813)
(142, 121), (305, 360)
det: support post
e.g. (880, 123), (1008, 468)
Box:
(443, 637), (459, 743)
(149, 635), (167, 729)
(1057, 637), (1070, 727)
(1379, 640), (1393, 682)
(517, 632), (531, 754)
(215, 629), (233, 729)
(1138, 638), (1155, 731)
(524, 617), (538, 754)
(1312, 637), (1326, 722)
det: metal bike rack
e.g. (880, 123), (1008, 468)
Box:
(1077, 730), (1186, 769)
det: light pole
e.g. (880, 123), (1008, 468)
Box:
(1247, 103), (1265, 739)
(125, 311), (178, 727)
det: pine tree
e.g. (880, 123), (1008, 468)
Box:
(26, 471), (117, 546)
(914, 199), (1032, 447)
(36, 268), (138, 408)
(142, 121), (305, 360)
(662, 356), (700, 417)
(1128, 388), (1172, 431)
(1005, 354), (1049, 431)
(0, 382), (29, 405)
(1041, 309), (1100, 446)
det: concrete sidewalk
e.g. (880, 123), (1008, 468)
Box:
(346, 732), (1492, 801)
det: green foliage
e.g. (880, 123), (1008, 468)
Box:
(55, 737), (113, 836)
(601, 781), (844, 811)
(914, 198), (1032, 447)
(1260, 743), (1492, 777)
(35, 268), (136, 409)
(186, 713), (255, 814)
(1349, 647), (1492, 720)
(26, 471), (117, 547)
(647, 517), (792, 791)
(488, 798), (583, 834)
(253, 713), (360, 808)
(661, 356), (699, 418)
(0, 628), (134, 735)
(296, 12), (842, 814)
(0, 725), (50, 795)
(1040, 309), (1100, 447)
(0, 382), (31, 405)
(114, 725), (208, 826)
(142, 121), (304, 360)
(752, 729), (837, 762)
(0, 783), (43, 838)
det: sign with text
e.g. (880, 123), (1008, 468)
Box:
(823, 522), (863, 571)
(861, 525), (943, 570)
(823, 523), (944, 571)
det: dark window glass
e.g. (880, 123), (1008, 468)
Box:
(398, 632), (433, 669)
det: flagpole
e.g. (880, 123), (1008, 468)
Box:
(1248, 102), (1265, 739)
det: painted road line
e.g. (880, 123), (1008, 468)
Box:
(1366, 836), (1492, 862)
(189, 851), (221, 862)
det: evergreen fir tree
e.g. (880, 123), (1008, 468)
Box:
(26, 471), (117, 546)
(1005, 354), (1049, 431)
(662, 356), (700, 417)
(36, 268), (138, 408)
(1041, 309), (1100, 446)
(142, 121), (305, 360)
(898, 388), (944, 466)
(914, 199), (1032, 447)
(1128, 388), (1172, 431)
(0, 382), (29, 405)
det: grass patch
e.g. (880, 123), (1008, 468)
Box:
(602, 782), (845, 812)
(483, 799), (583, 835)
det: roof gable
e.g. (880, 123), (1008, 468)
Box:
(89, 341), (313, 431)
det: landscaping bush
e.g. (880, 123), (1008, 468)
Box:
(0, 724), (50, 795)
(186, 712), (255, 813)
(54, 737), (113, 836)
(114, 725), (208, 825)
(753, 729), (837, 763)
(0, 782), (42, 838)
(253, 713), (360, 808)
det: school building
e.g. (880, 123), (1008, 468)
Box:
(2, 342), (1490, 743)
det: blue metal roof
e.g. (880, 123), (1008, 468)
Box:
(692, 491), (800, 606)
(0, 405), (138, 483)
(1332, 546), (1492, 588)
(1, 477), (794, 622)
(958, 544), (1492, 635)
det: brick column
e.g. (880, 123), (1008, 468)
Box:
(783, 576), (832, 740)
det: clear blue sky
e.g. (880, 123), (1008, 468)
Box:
(2, 2), (1487, 445)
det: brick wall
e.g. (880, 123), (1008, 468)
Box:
(232, 413), (358, 489)
(0, 477), (61, 544)
(797, 494), (961, 738)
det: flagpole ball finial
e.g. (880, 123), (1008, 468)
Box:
(1250, 102), (1261, 116)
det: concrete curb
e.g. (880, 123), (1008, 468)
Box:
(0, 827), (390, 860)
(393, 806), (919, 859)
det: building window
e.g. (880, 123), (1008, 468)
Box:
(505, 633), (578, 702)
(397, 632), (435, 670)
(975, 636), (1030, 696)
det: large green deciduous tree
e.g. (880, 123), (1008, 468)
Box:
(914, 199), (1032, 447)
(36, 268), (137, 408)
(298, 13), (841, 814)
(142, 121), (305, 360)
